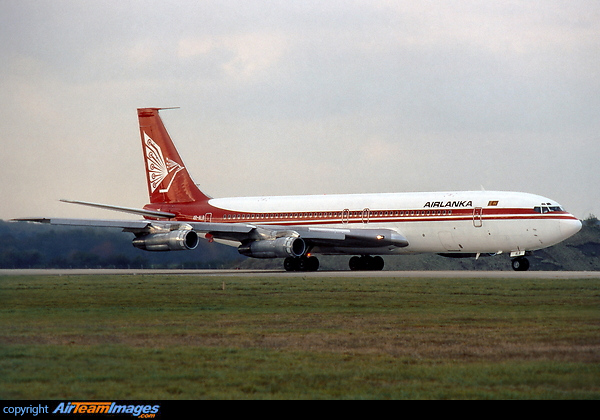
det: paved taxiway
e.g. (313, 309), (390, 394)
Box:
(1, 269), (599, 279)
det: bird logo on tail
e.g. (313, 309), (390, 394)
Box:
(144, 132), (184, 193)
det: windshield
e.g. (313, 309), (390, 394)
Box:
(534, 205), (564, 214)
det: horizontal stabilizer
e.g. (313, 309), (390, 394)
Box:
(60, 199), (176, 218)
(11, 217), (152, 229)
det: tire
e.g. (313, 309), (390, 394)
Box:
(284, 257), (298, 271)
(285, 256), (319, 272)
(512, 257), (530, 271)
(349, 255), (384, 271)
(349, 256), (361, 271)
(372, 256), (384, 271)
(306, 256), (319, 271)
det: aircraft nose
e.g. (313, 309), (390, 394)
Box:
(560, 217), (582, 239)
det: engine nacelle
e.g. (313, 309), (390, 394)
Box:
(238, 236), (306, 258)
(132, 229), (199, 252)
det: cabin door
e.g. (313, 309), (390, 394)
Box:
(342, 209), (350, 225)
(473, 207), (483, 228)
(361, 208), (370, 224)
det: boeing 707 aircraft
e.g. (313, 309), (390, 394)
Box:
(15, 108), (582, 271)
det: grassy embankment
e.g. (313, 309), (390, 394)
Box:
(1, 274), (598, 399)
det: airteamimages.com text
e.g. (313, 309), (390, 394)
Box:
(3, 402), (161, 418)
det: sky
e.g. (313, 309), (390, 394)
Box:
(1, 0), (599, 220)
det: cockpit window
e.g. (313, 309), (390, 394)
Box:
(534, 205), (564, 214)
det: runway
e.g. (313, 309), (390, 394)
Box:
(2, 269), (600, 279)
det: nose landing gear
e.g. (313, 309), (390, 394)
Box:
(511, 257), (530, 271)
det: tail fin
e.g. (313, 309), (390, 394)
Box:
(137, 108), (210, 204)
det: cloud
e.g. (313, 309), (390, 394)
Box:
(178, 32), (289, 81)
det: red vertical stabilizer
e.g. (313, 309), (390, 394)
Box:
(137, 108), (210, 204)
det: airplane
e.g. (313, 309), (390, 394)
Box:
(15, 107), (582, 272)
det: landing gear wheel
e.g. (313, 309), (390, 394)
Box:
(512, 257), (530, 271)
(349, 255), (385, 271)
(372, 256), (384, 271)
(284, 257), (298, 272)
(349, 256), (361, 271)
(284, 256), (320, 272)
(306, 256), (319, 272)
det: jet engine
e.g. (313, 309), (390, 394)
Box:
(132, 229), (199, 251)
(238, 236), (306, 258)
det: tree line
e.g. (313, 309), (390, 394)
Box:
(1, 216), (599, 271)
(0, 221), (242, 269)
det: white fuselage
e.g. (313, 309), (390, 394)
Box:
(203, 190), (581, 256)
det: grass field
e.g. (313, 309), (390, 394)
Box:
(1, 274), (599, 399)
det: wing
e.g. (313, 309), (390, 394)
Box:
(33, 199), (408, 250)
(13, 217), (408, 251)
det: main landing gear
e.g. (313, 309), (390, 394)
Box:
(349, 255), (384, 271)
(283, 255), (386, 272)
(284, 256), (320, 272)
(511, 256), (530, 271)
